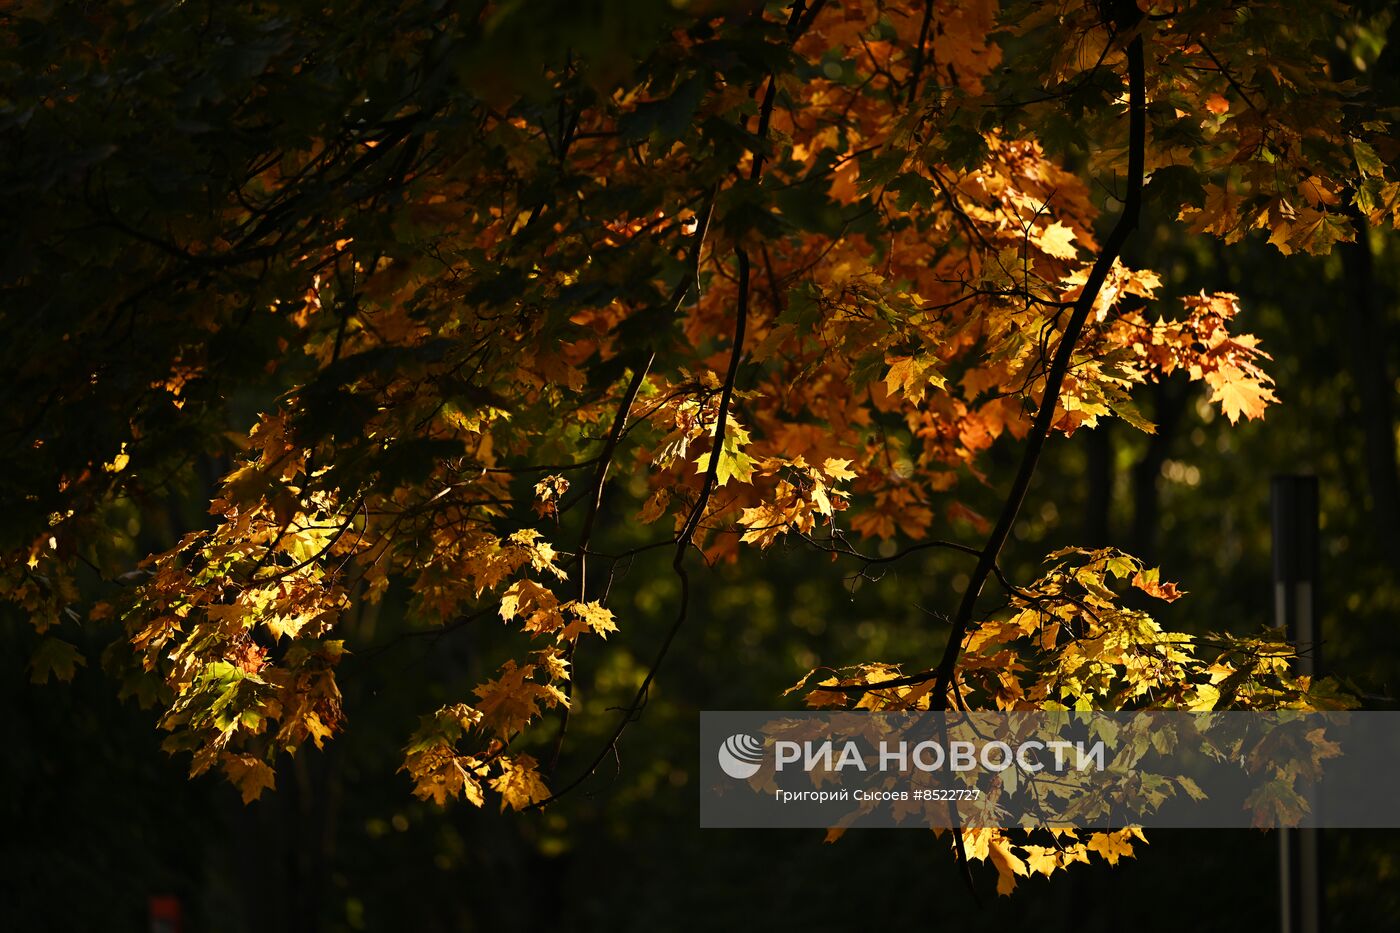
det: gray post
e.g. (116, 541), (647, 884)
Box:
(1272, 475), (1321, 933)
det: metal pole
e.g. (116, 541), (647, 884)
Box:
(1272, 475), (1321, 933)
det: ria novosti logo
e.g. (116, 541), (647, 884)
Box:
(715, 733), (1109, 780)
(717, 733), (765, 779)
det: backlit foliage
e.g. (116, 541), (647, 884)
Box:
(2, 0), (1387, 895)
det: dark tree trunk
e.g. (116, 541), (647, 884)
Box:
(1084, 421), (1114, 546)
(1338, 212), (1400, 537)
(1131, 380), (1189, 564)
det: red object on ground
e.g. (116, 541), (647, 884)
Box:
(148, 895), (182, 933)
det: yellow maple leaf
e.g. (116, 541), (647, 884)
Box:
(738, 501), (796, 547)
(1206, 363), (1277, 423)
(1034, 220), (1079, 259)
(499, 579), (563, 634)
(1087, 829), (1141, 865)
(304, 710), (335, 749)
(883, 355), (946, 404)
(222, 753), (276, 804)
(989, 834), (1029, 895)
(804, 677), (854, 709)
(560, 600), (617, 640)
(822, 458), (857, 482)
(475, 660), (554, 737)
(961, 827), (991, 862)
(491, 754), (550, 811)
(455, 760), (486, 808)
(534, 646), (571, 680)
(1187, 682), (1221, 711)
(1024, 845), (1060, 878)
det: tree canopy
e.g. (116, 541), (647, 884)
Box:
(4, 0), (1399, 919)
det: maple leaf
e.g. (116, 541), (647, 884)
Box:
(505, 529), (567, 579)
(1131, 568), (1184, 602)
(28, 637), (86, 684)
(804, 677), (856, 709)
(499, 578), (564, 634)
(1245, 778), (1310, 827)
(1283, 208), (1354, 256)
(961, 827), (991, 862)
(1206, 363), (1277, 423)
(989, 834), (1029, 895)
(822, 458), (857, 482)
(693, 439), (755, 487)
(1352, 138), (1385, 178)
(738, 501), (797, 547)
(491, 754), (550, 811)
(1186, 682), (1221, 711)
(1177, 776), (1208, 801)
(636, 486), (672, 524)
(1034, 220), (1079, 259)
(560, 600), (617, 641)
(848, 509), (896, 540)
(532, 474), (569, 518)
(1087, 829), (1140, 865)
(474, 661), (560, 738)
(457, 763), (486, 808)
(1180, 184), (1244, 241)
(883, 355), (947, 404)
(1024, 845), (1061, 878)
(102, 443), (131, 474)
(534, 646), (571, 680)
(222, 753), (276, 804)
(303, 710), (336, 749)
(403, 746), (486, 808)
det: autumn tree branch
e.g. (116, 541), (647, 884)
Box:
(536, 0), (825, 802)
(925, 13), (1147, 712)
(863, 12), (1145, 896)
(548, 190), (719, 772)
(907, 0), (935, 104)
(817, 10), (1147, 702)
(532, 245), (751, 807)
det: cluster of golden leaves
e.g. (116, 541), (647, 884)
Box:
(8, 0), (1390, 868)
(789, 548), (1353, 892)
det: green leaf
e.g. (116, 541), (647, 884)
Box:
(1108, 396), (1157, 434)
(618, 75), (707, 143)
(1352, 138), (1384, 178)
(29, 637), (86, 684)
(889, 172), (937, 212)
